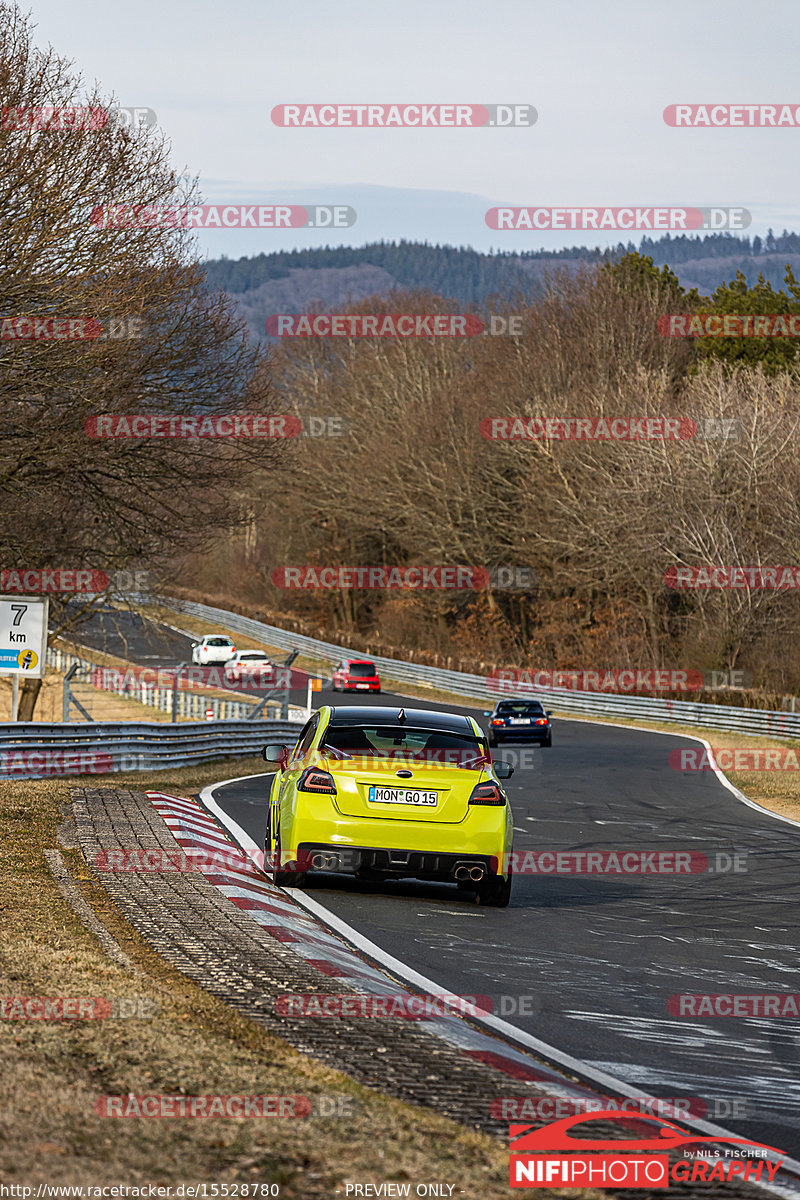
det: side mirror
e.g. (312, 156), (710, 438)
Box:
(263, 744), (289, 763)
(493, 760), (514, 779)
(483, 710), (492, 717)
(546, 710), (553, 717)
(191, 642), (199, 648)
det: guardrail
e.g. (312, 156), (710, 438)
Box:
(47, 646), (264, 722)
(151, 596), (800, 741)
(0, 720), (303, 779)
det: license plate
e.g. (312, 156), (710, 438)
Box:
(509, 717), (532, 724)
(356, 683), (370, 689)
(368, 786), (437, 806)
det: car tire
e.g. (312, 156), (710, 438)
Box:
(543, 733), (552, 747)
(269, 829), (304, 889)
(475, 872), (512, 908)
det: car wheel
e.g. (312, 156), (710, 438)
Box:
(269, 829), (304, 889)
(475, 872), (512, 908)
(543, 733), (552, 747)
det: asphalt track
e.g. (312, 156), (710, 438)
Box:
(76, 607), (800, 1160)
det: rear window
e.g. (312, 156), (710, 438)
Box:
(207, 637), (233, 646)
(239, 652), (268, 660)
(321, 723), (484, 763)
(496, 702), (545, 715)
(347, 662), (377, 677)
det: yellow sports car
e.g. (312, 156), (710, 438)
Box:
(262, 705), (514, 906)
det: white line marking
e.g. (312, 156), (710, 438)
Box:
(554, 716), (800, 830)
(201, 772), (800, 1190)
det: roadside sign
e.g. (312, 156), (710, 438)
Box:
(0, 597), (48, 678)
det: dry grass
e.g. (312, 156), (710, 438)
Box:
(0, 758), (601, 1199)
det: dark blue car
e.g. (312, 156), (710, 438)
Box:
(484, 699), (552, 747)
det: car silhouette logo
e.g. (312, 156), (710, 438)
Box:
(510, 1112), (783, 1157)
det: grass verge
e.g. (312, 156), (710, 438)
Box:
(0, 756), (601, 1199)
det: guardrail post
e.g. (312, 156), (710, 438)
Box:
(171, 662), (186, 723)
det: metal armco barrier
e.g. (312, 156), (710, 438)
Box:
(151, 596), (800, 742)
(0, 720), (302, 779)
(47, 646), (286, 722)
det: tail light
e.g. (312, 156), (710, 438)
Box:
(534, 718), (547, 726)
(491, 718), (504, 726)
(298, 767), (337, 794)
(468, 782), (505, 806)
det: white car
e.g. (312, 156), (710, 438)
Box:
(224, 649), (274, 683)
(191, 635), (236, 665)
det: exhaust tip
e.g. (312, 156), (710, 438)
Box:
(469, 865), (486, 882)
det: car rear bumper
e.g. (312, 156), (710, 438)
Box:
(492, 729), (549, 741)
(296, 842), (499, 881)
(281, 802), (511, 877)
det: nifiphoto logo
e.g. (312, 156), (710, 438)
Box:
(508, 1113), (786, 1188)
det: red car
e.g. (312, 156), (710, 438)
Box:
(331, 658), (381, 692)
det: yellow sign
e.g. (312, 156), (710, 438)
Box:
(311, 678), (323, 692)
(18, 649), (38, 670)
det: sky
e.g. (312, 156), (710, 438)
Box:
(25, 0), (800, 261)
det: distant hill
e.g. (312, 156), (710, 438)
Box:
(203, 234), (800, 343)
